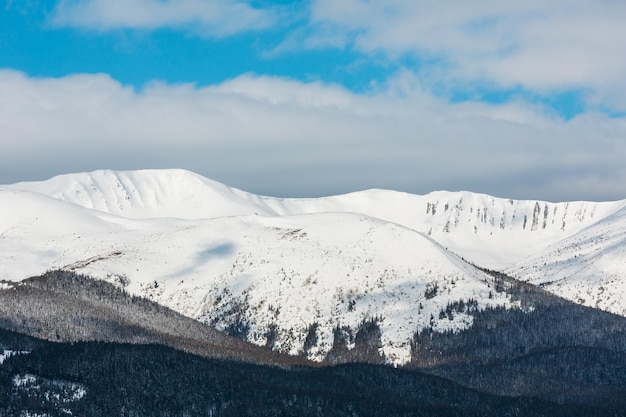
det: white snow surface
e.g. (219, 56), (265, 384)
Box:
(2, 169), (626, 364)
(10, 169), (623, 269)
(0, 350), (29, 365)
(507, 203), (626, 316)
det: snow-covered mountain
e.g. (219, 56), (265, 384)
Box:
(2, 169), (626, 364)
(10, 169), (624, 270)
(507, 203), (626, 316)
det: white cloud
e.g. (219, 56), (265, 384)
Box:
(305, 0), (626, 112)
(1, 70), (625, 201)
(51, 0), (277, 36)
(47, 1), (626, 111)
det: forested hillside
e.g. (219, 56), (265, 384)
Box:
(409, 269), (626, 410)
(3, 270), (626, 414)
(0, 333), (612, 417)
(0, 270), (297, 366)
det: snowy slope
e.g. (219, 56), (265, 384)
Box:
(0, 181), (513, 365)
(10, 169), (624, 269)
(279, 190), (625, 270)
(7, 169), (277, 219)
(507, 203), (626, 316)
(3, 169), (626, 362)
(0, 188), (141, 278)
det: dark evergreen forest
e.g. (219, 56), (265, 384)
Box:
(2, 270), (626, 415)
(409, 268), (626, 410)
(1, 331), (618, 417)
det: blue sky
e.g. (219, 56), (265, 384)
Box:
(2, 0), (626, 201)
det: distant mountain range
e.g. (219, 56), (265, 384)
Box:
(3, 169), (626, 415)
(1, 169), (625, 365)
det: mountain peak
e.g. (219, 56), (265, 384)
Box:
(7, 169), (269, 220)
(3, 169), (626, 363)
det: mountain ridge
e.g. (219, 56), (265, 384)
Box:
(9, 169), (625, 270)
(2, 168), (626, 364)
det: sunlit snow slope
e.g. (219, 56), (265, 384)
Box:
(3, 169), (626, 362)
(507, 204), (626, 316)
(11, 169), (624, 269)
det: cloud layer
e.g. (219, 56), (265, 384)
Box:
(306, 0), (626, 111)
(3, 1), (625, 201)
(2, 70), (625, 201)
(50, 0), (626, 113)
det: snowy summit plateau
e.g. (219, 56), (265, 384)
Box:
(1, 169), (626, 365)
